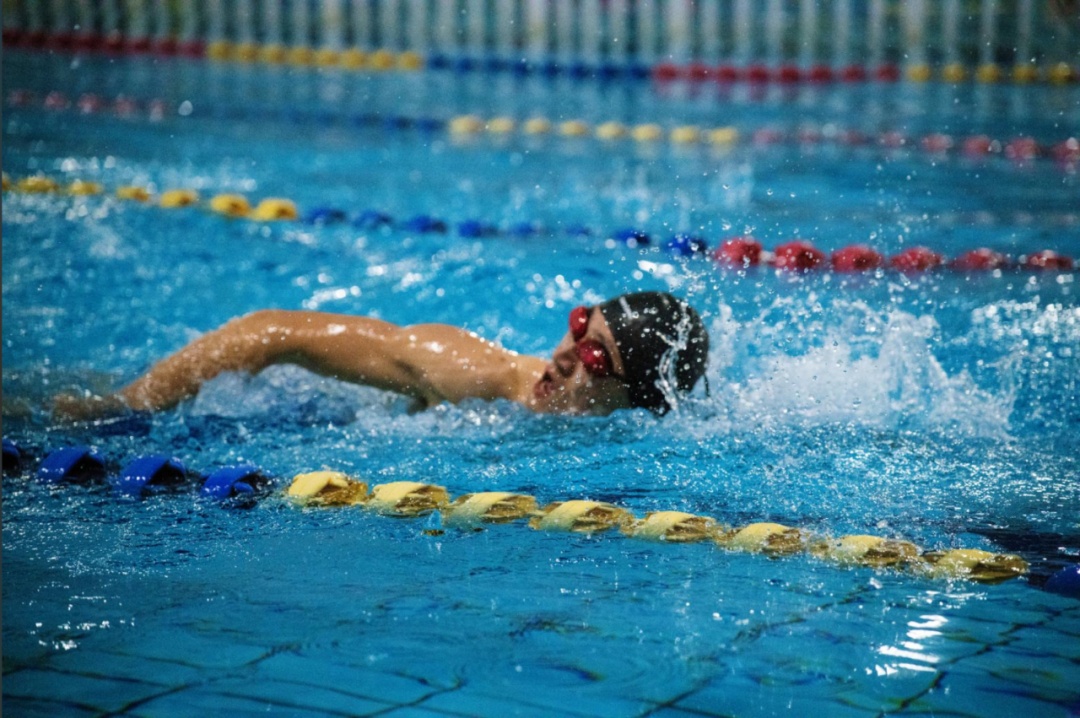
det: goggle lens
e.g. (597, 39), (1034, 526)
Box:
(575, 339), (613, 378)
(569, 305), (590, 341)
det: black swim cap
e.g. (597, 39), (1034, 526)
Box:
(598, 292), (709, 414)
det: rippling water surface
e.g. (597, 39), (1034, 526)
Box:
(3, 51), (1079, 716)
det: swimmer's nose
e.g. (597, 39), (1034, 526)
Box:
(553, 341), (578, 377)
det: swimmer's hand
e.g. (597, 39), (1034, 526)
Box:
(52, 392), (130, 422)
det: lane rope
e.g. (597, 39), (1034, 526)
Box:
(8, 87), (1080, 171)
(3, 442), (1059, 588)
(3, 172), (1075, 273)
(5, 29), (1077, 86)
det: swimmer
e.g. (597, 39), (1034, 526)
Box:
(54, 291), (709, 419)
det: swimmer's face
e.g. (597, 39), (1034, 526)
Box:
(532, 307), (632, 416)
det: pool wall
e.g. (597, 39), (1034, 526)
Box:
(4, 0), (1079, 84)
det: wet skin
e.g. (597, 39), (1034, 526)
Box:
(53, 308), (633, 420)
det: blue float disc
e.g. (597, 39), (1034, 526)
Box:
(427, 53), (451, 70)
(569, 62), (592, 79)
(37, 446), (106, 484)
(353, 209), (393, 230)
(115, 455), (187, 497)
(3, 438), (22, 474)
(303, 207), (348, 225)
(402, 215), (447, 234)
(509, 222), (540, 238)
(201, 465), (267, 499)
(666, 234), (709, 257)
(612, 228), (651, 247)
(414, 117), (445, 133)
(1045, 564), (1080, 598)
(457, 219), (497, 238)
(598, 63), (622, 80)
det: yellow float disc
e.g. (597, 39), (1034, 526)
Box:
(523, 117), (552, 135)
(1048, 62), (1075, 85)
(629, 511), (717, 542)
(918, 549), (1029, 584)
(708, 127), (739, 146)
(443, 492), (538, 526)
(942, 63), (967, 83)
(720, 523), (806, 556)
(976, 63), (1002, 83)
(251, 198), (298, 221)
(398, 51), (423, 70)
(116, 185), (151, 202)
(529, 500), (632, 533)
(234, 42), (259, 62)
(68, 180), (103, 196)
(449, 115), (484, 135)
(486, 117), (516, 134)
(559, 120), (589, 137)
(670, 125), (701, 144)
(369, 49), (396, 70)
(287, 471), (370, 506)
(632, 123), (663, 142)
(340, 48), (366, 69)
(286, 46), (314, 66)
(368, 481), (450, 516)
(16, 176), (60, 193)
(159, 189), (199, 208)
(812, 535), (920, 567)
(595, 121), (627, 140)
(259, 44), (288, 64)
(209, 193), (251, 218)
(1012, 64), (1039, 84)
(1, 173), (10, 191)
(205, 40), (233, 61)
(907, 63), (932, 82)
(314, 48), (340, 67)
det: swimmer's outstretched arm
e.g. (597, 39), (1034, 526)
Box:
(54, 309), (544, 419)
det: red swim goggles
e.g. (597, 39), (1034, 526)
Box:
(569, 306), (617, 379)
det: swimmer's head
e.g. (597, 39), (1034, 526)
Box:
(598, 291), (709, 414)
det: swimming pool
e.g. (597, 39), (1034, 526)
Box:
(4, 46), (1080, 717)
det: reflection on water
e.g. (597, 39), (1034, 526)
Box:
(3, 49), (1079, 716)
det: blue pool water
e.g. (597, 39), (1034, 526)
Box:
(3, 51), (1080, 716)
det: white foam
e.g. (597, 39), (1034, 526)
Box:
(701, 300), (1013, 437)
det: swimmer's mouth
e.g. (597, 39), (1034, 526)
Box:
(534, 369), (555, 400)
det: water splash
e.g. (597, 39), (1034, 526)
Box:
(702, 299), (1014, 437)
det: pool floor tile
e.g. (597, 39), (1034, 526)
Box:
(119, 628), (271, 670)
(2, 667), (166, 714)
(378, 707), (478, 718)
(420, 681), (652, 718)
(675, 673), (881, 718)
(1005, 626), (1080, 662)
(943, 649), (1080, 706)
(195, 676), (392, 715)
(0, 696), (99, 718)
(128, 686), (351, 717)
(254, 651), (439, 706)
(905, 665), (1078, 718)
(47, 649), (206, 688)
(417, 688), (590, 718)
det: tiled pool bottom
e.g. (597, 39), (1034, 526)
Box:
(4, 46), (1080, 717)
(4, 503), (1079, 718)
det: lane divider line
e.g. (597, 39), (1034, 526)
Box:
(4, 172), (1075, 273)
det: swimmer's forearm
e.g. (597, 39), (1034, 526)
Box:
(115, 310), (404, 411)
(116, 313), (281, 410)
